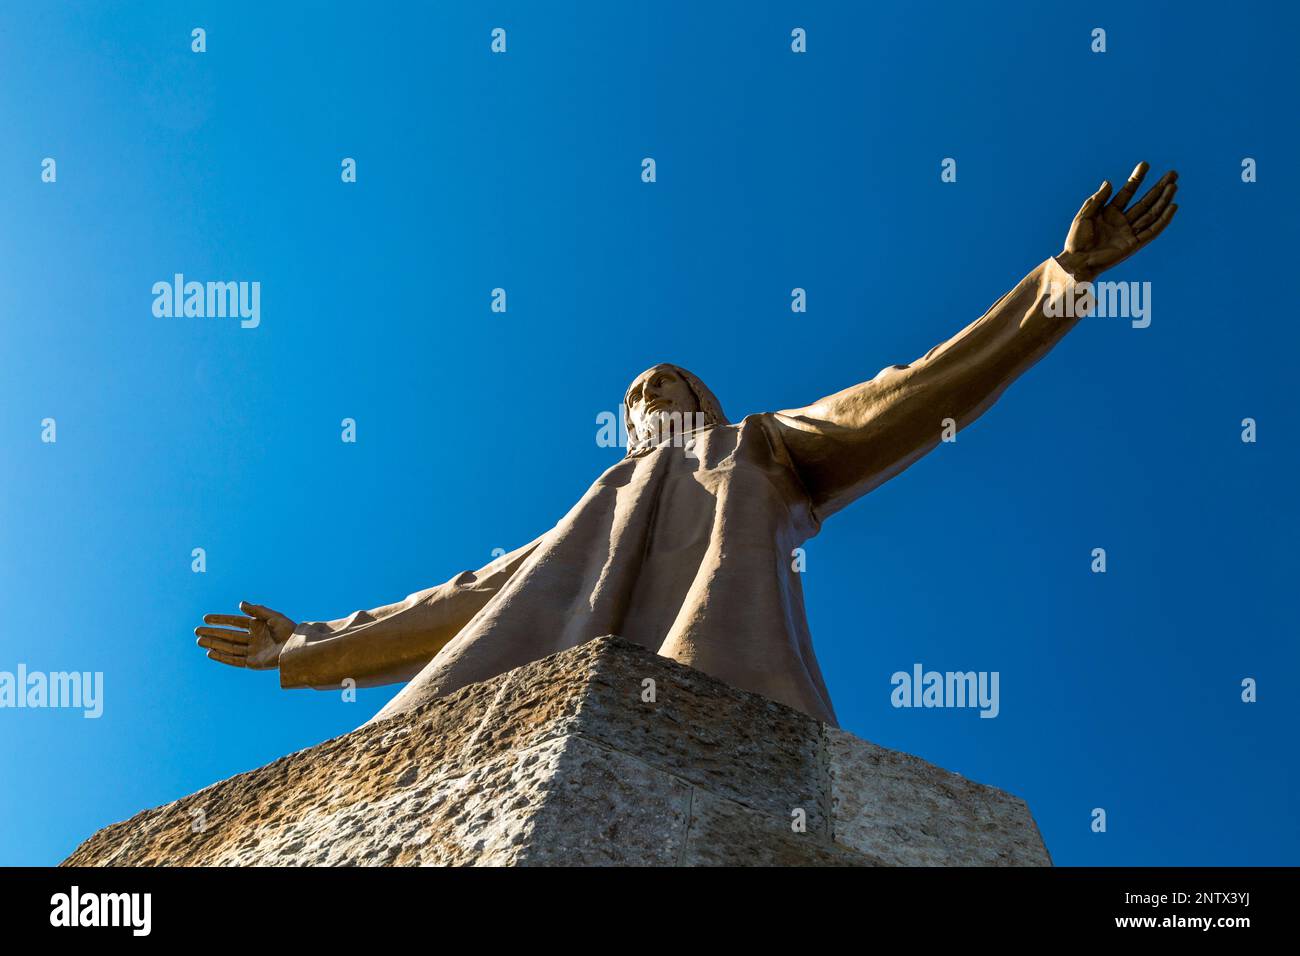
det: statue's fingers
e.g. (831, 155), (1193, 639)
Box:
(1131, 184), (1177, 231)
(1136, 204), (1177, 244)
(1077, 180), (1113, 218)
(203, 613), (255, 630)
(195, 625), (253, 645)
(206, 649), (247, 668)
(1109, 161), (1150, 210)
(1126, 170), (1178, 221)
(197, 635), (250, 656)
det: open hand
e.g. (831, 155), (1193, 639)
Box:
(1058, 161), (1178, 281)
(194, 601), (296, 670)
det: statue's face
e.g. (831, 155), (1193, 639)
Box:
(626, 366), (700, 442)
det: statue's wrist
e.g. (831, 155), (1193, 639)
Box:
(1054, 251), (1097, 283)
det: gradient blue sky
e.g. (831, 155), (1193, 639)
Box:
(2, 0), (1296, 866)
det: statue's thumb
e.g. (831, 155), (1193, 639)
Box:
(241, 601), (270, 620)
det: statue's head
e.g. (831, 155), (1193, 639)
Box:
(623, 364), (728, 456)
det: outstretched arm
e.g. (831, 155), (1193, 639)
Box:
(193, 538), (541, 690)
(772, 162), (1178, 521)
(278, 539), (541, 689)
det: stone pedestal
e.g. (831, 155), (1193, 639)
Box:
(64, 636), (1050, 866)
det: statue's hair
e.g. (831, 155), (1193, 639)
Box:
(623, 364), (729, 458)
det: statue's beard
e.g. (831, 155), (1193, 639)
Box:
(635, 408), (704, 446)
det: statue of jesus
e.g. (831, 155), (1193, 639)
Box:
(195, 163), (1177, 727)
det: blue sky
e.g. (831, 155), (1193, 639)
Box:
(1, 0), (1296, 865)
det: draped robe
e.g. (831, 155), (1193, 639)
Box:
(279, 258), (1085, 726)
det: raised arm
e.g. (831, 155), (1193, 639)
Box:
(772, 162), (1178, 520)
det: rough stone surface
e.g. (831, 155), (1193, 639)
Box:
(64, 637), (1050, 866)
(825, 729), (1052, 866)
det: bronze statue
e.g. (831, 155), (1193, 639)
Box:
(196, 163), (1177, 726)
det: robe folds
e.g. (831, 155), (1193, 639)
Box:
(279, 258), (1085, 726)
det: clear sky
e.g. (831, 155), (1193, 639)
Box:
(1, 0), (1296, 866)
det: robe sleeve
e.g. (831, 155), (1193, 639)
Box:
(771, 257), (1088, 521)
(278, 538), (541, 690)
